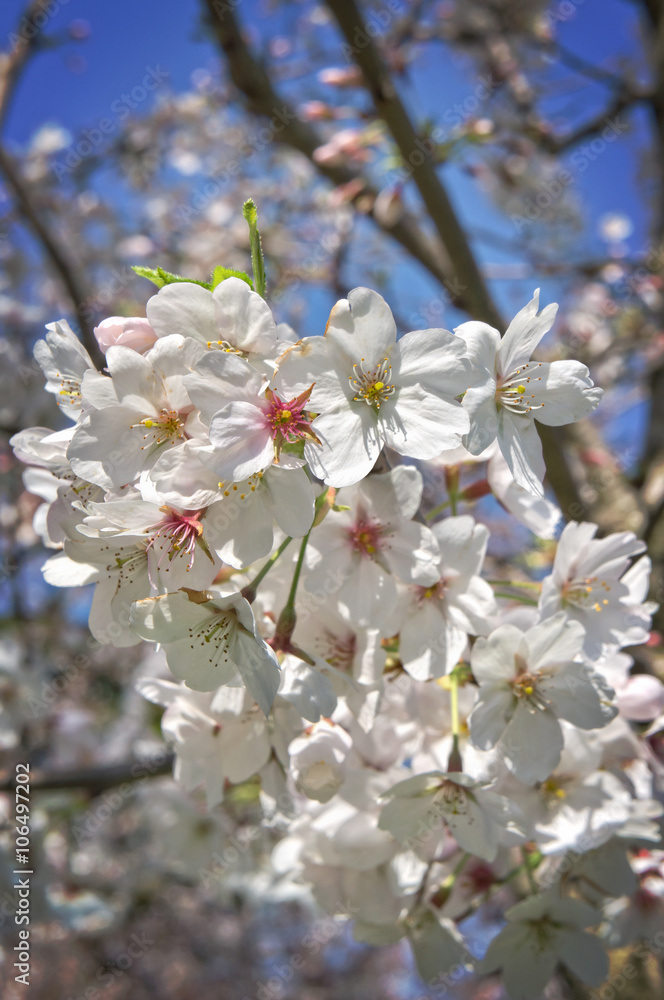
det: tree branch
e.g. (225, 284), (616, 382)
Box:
(0, 753), (174, 793)
(537, 87), (650, 154)
(203, 0), (645, 527)
(324, 0), (594, 516)
(201, 0), (467, 309)
(0, 148), (100, 360)
(554, 42), (631, 92)
(325, 0), (503, 329)
(0, 1), (102, 363)
(0, 0), (51, 132)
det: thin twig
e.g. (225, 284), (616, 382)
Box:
(537, 87), (651, 154)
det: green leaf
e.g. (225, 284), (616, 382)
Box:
(210, 265), (253, 290)
(132, 265), (212, 290)
(242, 198), (267, 299)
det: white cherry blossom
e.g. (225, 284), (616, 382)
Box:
(508, 725), (632, 855)
(140, 442), (315, 567)
(304, 465), (440, 630)
(288, 719), (353, 802)
(44, 539), (150, 647)
(395, 515), (496, 679)
(129, 588), (280, 713)
(67, 334), (205, 489)
(480, 893), (608, 999)
(34, 319), (97, 421)
(137, 679), (277, 808)
(538, 521), (656, 655)
(378, 770), (526, 862)
(145, 276), (279, 367)
(277, 287), (472, 487)
(10, 425), (103, 547)
(77, 492), (223, 591)
(457, 290), (603, 497)
(184, 351), (320, 482)
(14, 262), (661, 1000)
(468, 614), (617, 784)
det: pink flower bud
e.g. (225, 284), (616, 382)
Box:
(618, 674), (664, 721)
(318, 66), (362, 88)
(94, 316), (158, 354)
(299, 100), (333, 121)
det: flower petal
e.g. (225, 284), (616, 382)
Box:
(147, 282), (217, 344)
(496, 289), (558, 376)
(382, 384), (469, 458)
(462, 380), (499, 455)
(394, 328), (471, 397)
(497, 410), (546, 497)
(526, 361), (603, 426)
(502, 702), (564, 784)
(206, 400), (273, 481)
(555, 929), (608, 986)
(469, 686), (515, 750)
(538, 663), (617, 729)
(525, 614), (585, 670)
(212, 276), (277, 354)
(304, 404), (382, 488)
(471, 625), (523, 682)
(325, 286), (397, 364)
(265, 465), (315, 538)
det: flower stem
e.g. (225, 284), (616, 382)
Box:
(288, 529), (310, 608)
(273, 523), (314, 649)
(425, 499), (450, 521)
(446, 465), (459, 516)
(241, 535), (293, 603)
(447, 671), (462, 771)
(449, 849), (470, 882)
(521, 847), (539, 893)
(492, 591), (539, 606)
(430, 850), (471, 907)
(243, 198), (267, 298)
(450, 673), (459, 736)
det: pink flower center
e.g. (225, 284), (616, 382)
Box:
(317, 629), (356, 672)
(416, 580), (446, 603)
(511, 654), (540, 699)
(348, 520), (383, 558)
(264, 385), (320, 458)
(146, 507), (206, 582)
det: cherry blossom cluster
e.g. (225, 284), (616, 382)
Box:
(12, 215), (663, 999)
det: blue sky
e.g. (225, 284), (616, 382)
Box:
(0, 0), (649, 459)
(0, 0), (648, 265)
